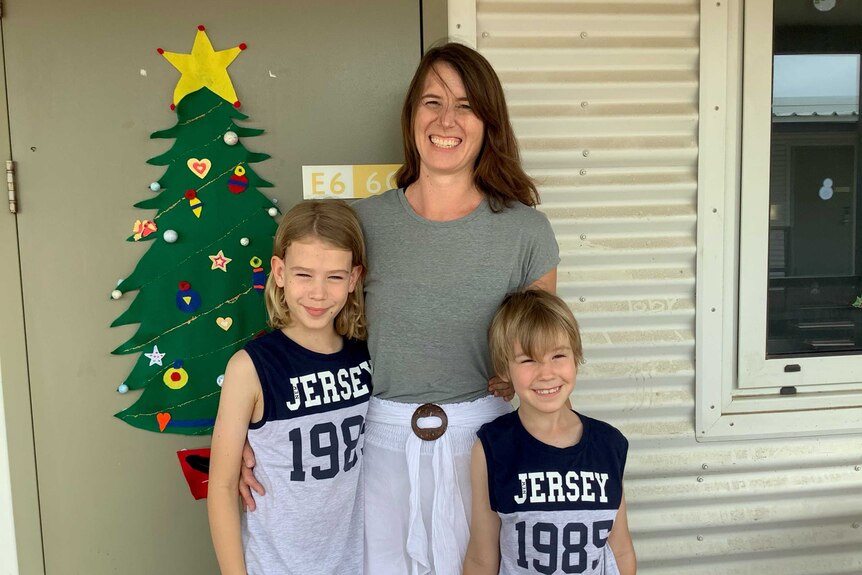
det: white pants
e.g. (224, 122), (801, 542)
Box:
(363, 395), (512, 575)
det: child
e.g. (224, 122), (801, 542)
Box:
(464, 290), (636, 575)
(208, 199), (371, 575)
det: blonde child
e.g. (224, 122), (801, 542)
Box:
(208, 199), (371, 575)
(464, 290), (636, 575)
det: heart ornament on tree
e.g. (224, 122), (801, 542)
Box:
(187, 158), (212, 178)
(156, 412), (172, 432)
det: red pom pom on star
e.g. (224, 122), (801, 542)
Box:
(170, 103), (176, 111)
(185, 189), (197, 200)
(233, 101), (241, 108)
(198, 25), (206, 31)
(179, 281), (191, 291)
(156, 48), (164, 54)
(239, 43), (247, 51)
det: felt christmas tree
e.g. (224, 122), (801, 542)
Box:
(110, 26), (277, 435)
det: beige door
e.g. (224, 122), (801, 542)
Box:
(1, 1), (425, 572)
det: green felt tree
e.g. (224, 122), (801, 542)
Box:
(111, 26), (277, 435)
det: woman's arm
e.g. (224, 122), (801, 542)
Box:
(463, 441), (502, 575)
(529, 267), (557, 294)
(239, 441), (265, 511)
(208, 350), (261, 575)
(607, 493), (637, 575)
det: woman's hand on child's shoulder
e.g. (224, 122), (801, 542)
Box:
(488, 375), (515, 402)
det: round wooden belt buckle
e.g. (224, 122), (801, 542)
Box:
(411, 403), (448, 441)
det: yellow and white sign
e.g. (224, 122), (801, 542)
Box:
(302, 164), (402, 199)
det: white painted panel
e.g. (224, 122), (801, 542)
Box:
(476, 0), (862, 572)
(0, 362), (19, 575)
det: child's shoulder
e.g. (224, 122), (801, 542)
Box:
(343, 336), (370, 354)
(580, 412), (628, 451)
(243, 328), (283, 352)
(478, 410), (519, 437)
(223, 347), (261, 391)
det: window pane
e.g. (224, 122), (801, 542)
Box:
(766, 1), (862, 357)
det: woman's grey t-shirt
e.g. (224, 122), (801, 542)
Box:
(354, 189), (559, 405)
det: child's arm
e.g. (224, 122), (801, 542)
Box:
(608, 493), (637, 575)
(207, 350), (262, 575)
(463, 440), (502, 575)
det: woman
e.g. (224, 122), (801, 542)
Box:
(242, 43), (558, 575)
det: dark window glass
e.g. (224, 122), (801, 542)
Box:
(767, 1), (862, 357)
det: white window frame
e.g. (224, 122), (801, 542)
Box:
(696, 0), (862, 440)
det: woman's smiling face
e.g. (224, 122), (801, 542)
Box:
(413, 63), (485, 180)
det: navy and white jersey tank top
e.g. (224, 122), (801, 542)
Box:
(241, 330), (372, 575)
(477, 411), (628, 575)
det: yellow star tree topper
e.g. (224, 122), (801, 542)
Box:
(158, 25), (246, 109)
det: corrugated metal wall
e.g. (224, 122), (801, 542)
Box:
(475, 0), (862, 573)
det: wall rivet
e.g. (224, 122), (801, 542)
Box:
(579, 296), (586, 303)
(582, 150), (590, 157)
(697, 535), (704, 541)
(580, 31), (588, 39)
(579, 169), (587, 176)
(580, 234), (587, 240)
(697, 476), (704, 482)
(482, 32), (489, 38)
(702, 464), (709, 470)
(581, 101), (589, 108)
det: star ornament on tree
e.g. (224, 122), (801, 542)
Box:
(158, 25), (247, 109)
(144, 345), (167, 367)
(209, 250), (232, 272)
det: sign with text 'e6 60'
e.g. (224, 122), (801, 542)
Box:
(302, 164), (401, 199)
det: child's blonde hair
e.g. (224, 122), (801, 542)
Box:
(265, 199), (367, 340)
(488, 289), (584, 378)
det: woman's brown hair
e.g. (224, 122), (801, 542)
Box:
(395, 42), (539, 212)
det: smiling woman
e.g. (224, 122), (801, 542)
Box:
(352, 42), (560, 575)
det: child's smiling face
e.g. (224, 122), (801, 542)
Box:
(507, 336), (578, 415)
(271, 236), (360, 342)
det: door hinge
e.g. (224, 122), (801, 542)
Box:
(7, 160), (17, 214)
